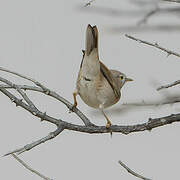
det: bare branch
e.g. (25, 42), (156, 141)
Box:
(63, 113), (180, 134)
(157, 80), (180, 90)
(0, 67), (94, 127)
(11, 154), (52, 180)
(0, 77), (38, 111)
(122, 99), (180, 107)
(125, 34), (180, 58)
(122, 94), (180, 107)
(80, 4), (180, 19)
(0, 87), (60, 125)
(118, 160), (152, 180)
(1, 80), (180, 135)
(137, 7), (159, 26)
(162, 0), (180, 3)
(0, 67), (49, 92)
(130, 0), (159, 7)
(4, 126), (64, 156)
(1, 67), (180, 153)
(2, 84), (180, 135)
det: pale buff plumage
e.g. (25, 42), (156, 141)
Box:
(73, 24), (133, 128)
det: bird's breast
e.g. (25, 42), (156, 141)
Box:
(77, 73), (120, 109)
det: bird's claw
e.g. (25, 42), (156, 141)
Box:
(106, 121), (112, 129)
(69, 103), (77, 113)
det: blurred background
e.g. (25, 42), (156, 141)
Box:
(0, 0), (180, 179)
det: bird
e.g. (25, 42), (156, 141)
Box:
(73, 24), (133, 128)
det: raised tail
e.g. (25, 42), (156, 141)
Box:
(85, 24), (98, 56)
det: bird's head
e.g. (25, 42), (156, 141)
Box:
(111, 70), (133, 89)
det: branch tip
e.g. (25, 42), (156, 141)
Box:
(118, 160), (152, 180)
(125, 35), (180, 58)
(11, 154), (52, 180)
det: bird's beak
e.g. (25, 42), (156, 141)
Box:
(125, 77), (133, 82)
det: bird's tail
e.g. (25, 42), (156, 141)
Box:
(85, 24), (98, 56)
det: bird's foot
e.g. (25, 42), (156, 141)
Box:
(106, 121), (113, 137)
(69, 91), (78, 113)
(69, 102), (77, 113)
(106, 121), (112, 129)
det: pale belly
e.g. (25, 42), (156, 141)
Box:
(77, 76), (120, 109)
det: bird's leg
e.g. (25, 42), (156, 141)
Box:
(102, 110), (112, 128)
(69, 90), (78, 113)
(73, 90), (78, 108)
(99, 104), (112, 128)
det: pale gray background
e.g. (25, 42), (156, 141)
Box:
(0, 0), (180, 179)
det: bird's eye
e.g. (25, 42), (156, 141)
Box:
(120, 75), (124, 80)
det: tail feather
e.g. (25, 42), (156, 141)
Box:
(85, 24), (98, 56)
(92, 25), (98, 49)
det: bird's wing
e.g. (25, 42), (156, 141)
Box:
(100, 61), (120, 98)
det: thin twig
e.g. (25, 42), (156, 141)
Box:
(137, 7), (159, 26)
(0, 77), (38, 111)
(84, 0), (96, 7)
(118, 160), (152, 180)
(162, 0), (180, 3)
(122, 96), (180, 106)
(11, 154), (52, 180)
(0, 88), (60, 125)
(157, 80), (180, 90)
(4, 126), (64, 156)
(0, 66), (49, 93)
(125, 34), (180, 58)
